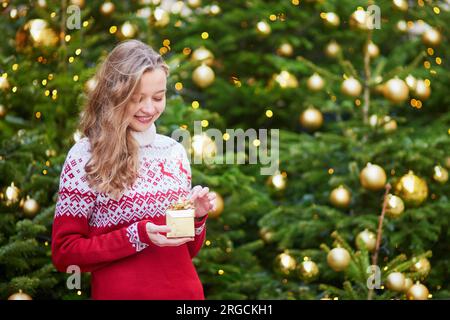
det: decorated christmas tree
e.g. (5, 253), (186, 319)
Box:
(1, 0), (449, 300)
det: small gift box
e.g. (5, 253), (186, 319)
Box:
(166, 197), (195, 238)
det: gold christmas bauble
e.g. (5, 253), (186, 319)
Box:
(277, 43), (294, 57)
(383, 78), (409, 104)
(100, 2), (115, 16)
(21, 19), (59, 49)
(260, 227), (274, 243)
(355, 229), (377, 252)
(8, 290), (32, 300)
(192, 64), (215, 88)
(5, 182), (20, 205)
(191, 134), (217, 159)
(273, 71), (298, 88)
(325, 41), (341, 58)
(341, 77), (362, 97)
(23, 197), (40, 218)
(0, 104), (7, 118)
(394, 171), (428, 206)
(383, 117), (398, 132)
(307, 73), (325, 92)
(349, 8), (371, 30)
(407, 283), (429, 300)
(360, 163), (387, 191)
(365, 41), (379, 58)
(327, 247), (351, 272)
(191, 47), (214, 66)
(396, 20), (407, 32)
(267, 172), (287, 191)
(422, 28), (442, 47)
(414, 79), (431, 100)
(433, 165), (448, 184)
(298, 259), (319, 282)
(329, 185), (351, 209)
(0, 76), (10, 91)
(322, 12), (340, 27)
(393, 0), (408, 11)
(256, 21), (271, 36)
(411, 257), (431, 278)
(70, 0), (85, 7)
(386, 272), (406, 292)
(187, 0), (202, 9)
(45, 149), (57, 157)
(299, 107), (323, 131)
(385, 194), (405, 218)
(405, 75), (417, 91)
(119, 21), (137, 39)
(153, 8), (170, 28)
(208, 191), (224, 218)
(403, 278), (413, 292)
(275, 252), (297, 276)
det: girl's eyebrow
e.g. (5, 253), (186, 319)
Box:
(154, 89), (166, 94)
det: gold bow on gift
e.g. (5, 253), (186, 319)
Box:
(168, 197), (195, 210)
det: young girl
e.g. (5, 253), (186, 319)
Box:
(51, 40), (216, 300)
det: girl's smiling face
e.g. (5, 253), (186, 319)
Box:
(128, 68), (167, 132)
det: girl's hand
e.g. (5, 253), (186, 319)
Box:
(189, 185), (217, 219)
(145, 222), (194, 247)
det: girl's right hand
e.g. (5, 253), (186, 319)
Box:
(145, 222), (194, 247)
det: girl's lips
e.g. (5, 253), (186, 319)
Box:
(134, 116), (153, 124)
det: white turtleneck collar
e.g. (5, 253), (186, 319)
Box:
(130, 123), (157, 147)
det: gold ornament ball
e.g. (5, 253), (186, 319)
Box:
(383, 78), (409, 104)
(385, 194), (405, 218)
(307, 73), (325, 92)
(299, 107), (323, 131)
(267, 172), (287, 191)
(256, 21), (271, 36)
(323, 12), (340, 27)
(5, 182), (20, 205)
(403, 278), (413, 292)
(327, 247), (351, 272)
(191, 47), (214, 66)
(273, 71), (298, 89)
(411, 257), (431, 278)
(100, 2), (115, 16)
(325, 41), (341, 58)
(192, 64), (215, 88)
(329, 185), (351, 209)
(349, 9), (370, 30)
(422, 28), (442, 47)
(383, 118), (398, 132)
(153, 8), (170, 28)
(360, 163), (387, 191)
(414, 79), (431, 100)
(8, 290), (32, 300)
(260, 227), (274, 243)
(386, 272), (406, 292)
(394, 171), (428, 207)
(355, 229), (377, 252)
(119, 21), (137, 39)
(341, 77), (362, 97)
(298, 260), (319, 282)
(405, 75), (417, 91)
(187, 0), (202, 9)
(70, 0), (85, 7)
(23, 197), (40, 218)
(275, 253), (297, 276)
(396, 20), (407, 32)
(393, 0), (408, 11)
(433, 165), (448, 184)
(208, 191), (224, 219)
(23, 19), (59, 48)
(407, 283), (429, 300)
(0, 76), (10, 91)
(365, 41), (380, 58)
(46, 149), (57, 157)
(277, 43), (294, 57)
(0, 104), (7, 118)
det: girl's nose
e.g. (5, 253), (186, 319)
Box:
(142, 98), (155, 113)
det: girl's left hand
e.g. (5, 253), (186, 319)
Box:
(189, 185), (217, 219)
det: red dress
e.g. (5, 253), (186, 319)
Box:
(51, 125), (207, 299)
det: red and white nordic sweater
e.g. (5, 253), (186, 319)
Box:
(51, 124), (207, 300)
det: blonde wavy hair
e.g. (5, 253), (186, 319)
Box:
(79, 40), (169, 200)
